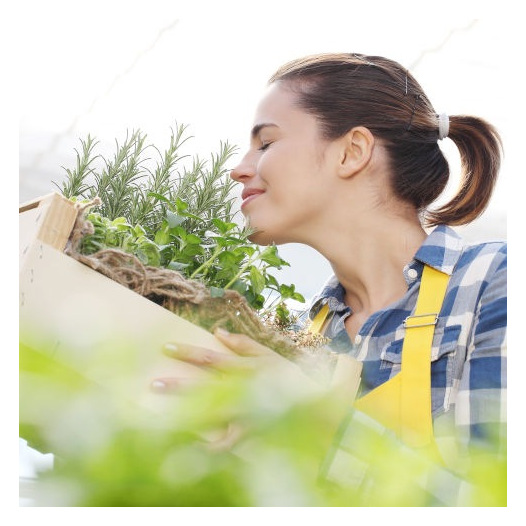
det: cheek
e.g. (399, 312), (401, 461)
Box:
(258, 142), (331, 205)
(259, 153), (304, 192)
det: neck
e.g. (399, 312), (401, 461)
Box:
(311, 212), (427, 318)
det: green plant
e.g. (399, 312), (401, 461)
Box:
(54, 125), (305, 319)
(20, 335), (506, 507)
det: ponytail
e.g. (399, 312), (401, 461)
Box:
(425, 115), (503, 227)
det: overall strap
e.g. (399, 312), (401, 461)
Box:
(309, 265), (451, 451)
(309, 303), (330, 334)
(400, 264), (450, 447)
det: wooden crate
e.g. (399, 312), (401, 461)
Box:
(19, 193), (362, 416)
(19, 193), (234, 414)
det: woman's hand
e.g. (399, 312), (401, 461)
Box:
(150, 328), (325, 452)
(151, 328), (318, 394)
(150, 328), (362, 456)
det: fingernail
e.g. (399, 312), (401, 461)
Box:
(215, 327), (230, 337)
(163, 343), (178, 356)
(151, 380), (166, 391)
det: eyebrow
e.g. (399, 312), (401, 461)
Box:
(251, 123), (279, 139)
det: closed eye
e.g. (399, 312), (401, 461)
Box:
(258, 142), (272, 152)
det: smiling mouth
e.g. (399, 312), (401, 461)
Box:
(241, 190), (264, 208)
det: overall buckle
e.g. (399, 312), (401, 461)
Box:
(403, 313), (438, 329)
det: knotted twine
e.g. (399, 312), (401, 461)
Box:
(65, 198), (330, 365)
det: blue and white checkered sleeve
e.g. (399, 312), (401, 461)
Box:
(453, 244), (507, 453)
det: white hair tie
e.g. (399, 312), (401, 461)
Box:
(438, 113), (449, 140)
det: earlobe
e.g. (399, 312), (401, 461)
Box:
(338, 126), (375, 179)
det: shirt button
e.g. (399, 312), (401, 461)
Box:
(354, 334), (362, 345)
(407, 268), (418, 279)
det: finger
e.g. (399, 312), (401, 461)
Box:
(214, 329), (317, 382)
(213, 328), (275, 357)
(150, 376), (202, 393)
(163, 342), (224, 366)
(162, 342), (253, 373)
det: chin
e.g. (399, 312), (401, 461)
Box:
(248, 228), (274, 246)
(245, 216), (289, 246)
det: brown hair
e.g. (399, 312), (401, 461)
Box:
(269, 53), (502, 227)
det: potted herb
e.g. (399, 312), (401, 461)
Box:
(55, 124), (327, 362)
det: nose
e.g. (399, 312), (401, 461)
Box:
(230, 150), (256, 183)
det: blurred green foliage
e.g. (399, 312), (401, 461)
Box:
(20, 335), (506, 507)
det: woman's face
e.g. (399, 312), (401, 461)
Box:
(230, 82), (338, 246)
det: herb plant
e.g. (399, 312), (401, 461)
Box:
(55, 125), (305, 320)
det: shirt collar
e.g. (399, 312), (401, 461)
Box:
(308, 225), (464, 319)
(414, 224), (464, 275)
(309, 274), (348, 320)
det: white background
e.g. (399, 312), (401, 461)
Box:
(17, 1), (516, 299)
(12, 0), (521, 513)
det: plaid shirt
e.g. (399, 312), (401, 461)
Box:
(306, 225), (507, 504)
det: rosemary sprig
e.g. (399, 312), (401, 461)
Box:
(56, 135), (99, 198)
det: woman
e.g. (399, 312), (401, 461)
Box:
(157, 53), (507, 501)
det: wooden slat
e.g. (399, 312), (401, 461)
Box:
(19, 193), (79, 252)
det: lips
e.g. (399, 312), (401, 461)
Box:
(241, 188), (264, 208)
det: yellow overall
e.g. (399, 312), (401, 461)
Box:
(310, 265), (450, 458)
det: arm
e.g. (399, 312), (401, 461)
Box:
(454, 246), (507, 455)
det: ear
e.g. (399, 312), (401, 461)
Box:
(337, 126), (375, 179)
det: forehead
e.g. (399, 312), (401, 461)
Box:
(253, 82), (311, 127)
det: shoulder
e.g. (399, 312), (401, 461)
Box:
(418, 226), (506, 287)
(449, 239), (506, 324)
(454, 238), (507, 281)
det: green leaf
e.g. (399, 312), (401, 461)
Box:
(266, 274), (279, 289)
(230, 280), (247, 295)
(136, 241), (161, 266)
(166, 211), (186, 228)
(276, 302), (291, 324)
(279, 284), (293, 299)
(292, 292), (306, 303)
(169, 225), (188, 238)
(210, 287), (225, 298)
(244, 290), (265, 310)
(185, 234), (202, 245)
(249, 266), (266, 295)
(147, 191), (172, 205)
(180, 211), (204, 223)
(233, 245), (256, 258)
(174, 197), (189, 212)
(212, 218), (237, 234)
(134, 224), (147, 237)
(180, 244), (204, 258)
(217, 251), (238, 268)
(154, 228), (171, 245)
(220, 236), (244, 247)
(167, 261), (190, 272)
(159, 245), (175, 266)
(259, 245), (287, 267)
